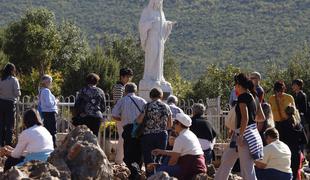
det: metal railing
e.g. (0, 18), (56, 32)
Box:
(15, 95), (230, 155)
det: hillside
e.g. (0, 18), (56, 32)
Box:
(1, 0), (310, 79)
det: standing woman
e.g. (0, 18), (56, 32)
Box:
(269, 81), (295, 140)
(0, 63), (21, 146)
(39, 75), (58, 147)
(215, 73), (263, 180)
(73, 73), (106, 136)
(137, 87), (172, 177)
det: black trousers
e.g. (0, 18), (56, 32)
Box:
(123, 124), (142, 180)
(291, 150), (301, 180)
(73, 116), (101, 137)
(42, 112), (57, 147)
(0, 99), (16, 146)
(4, 156), (24, 171)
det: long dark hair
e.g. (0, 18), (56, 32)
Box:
(1, 63), (16, 81)
(23, 109), (43, 129)
(234, 73), (257, 97)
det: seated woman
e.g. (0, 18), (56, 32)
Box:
(4, 109), (54, 171)
(151, 113), (206, 180)
(190, 103), (217, 164)
(255, 128), (292, 180)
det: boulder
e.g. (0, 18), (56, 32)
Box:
(228, 173), (243, 180)
(148, 171), (177, 180)
(112, 164), (131, 180)
(0, 167), (27, 180)
(48, 125), (114, 180)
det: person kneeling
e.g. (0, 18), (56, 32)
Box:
(4, 109), (54, 171)
(255, 127), (292, 180)
(151, 113), (206, 180)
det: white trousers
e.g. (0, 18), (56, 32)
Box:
(115, 121), (124, 164)
(214, 140), (257, 180)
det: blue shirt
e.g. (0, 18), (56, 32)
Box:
(112, 93), (147, 127)
(39, 88), (58, 113)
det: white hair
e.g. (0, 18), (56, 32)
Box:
(41, 74), (52, 83)
(167, 95), (178, 104)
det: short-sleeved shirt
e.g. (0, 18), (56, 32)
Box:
(173, 129), (204, 156)
(143, 100), (172, 135)
(269, 93), (295, 122)
(236, 92), (256, 128)
(112, 93), (147, 127)
(259, 140), (292, 173)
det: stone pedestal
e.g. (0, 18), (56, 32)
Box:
(139, 79), (173, 102)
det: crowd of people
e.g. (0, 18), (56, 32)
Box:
(0, 62), (309, 180)
(217, 72), (309, 180)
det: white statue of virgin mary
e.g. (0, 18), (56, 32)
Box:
(139, 0), (175, 82)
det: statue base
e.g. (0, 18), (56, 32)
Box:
(138, 79), (173, 102)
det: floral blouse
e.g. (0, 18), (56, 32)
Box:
(74, 86), (106, 119)
(143, 100), (172, 135)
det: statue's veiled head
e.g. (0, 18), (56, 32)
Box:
(148, 0), (163, 11)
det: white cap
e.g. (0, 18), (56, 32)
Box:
(175, 113), (192, 127)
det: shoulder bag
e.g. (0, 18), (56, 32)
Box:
(129, 96), (147, 138)
(225, 106), (236, 130)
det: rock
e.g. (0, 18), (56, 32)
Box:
(112, 164), (131, 180)
(148, 171), (177, 180)
(0, 166), (28, 180)
(0, 156), (7, 172)
(48, 125), (113, 180)
(19, 160), (61, 179)
(207, 164), (216, 178)
(228, 173), (243, 180)
(194, 173), (209, 180)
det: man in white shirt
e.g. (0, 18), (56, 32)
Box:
(255, 127), (292, 180)
(151, 113), (206, 180)
(112, 83), (146, 180)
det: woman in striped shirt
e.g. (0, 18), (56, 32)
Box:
(215, 73), (263, 180)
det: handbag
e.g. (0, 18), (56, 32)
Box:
(128, 96), (147, 138)
(225, 106), (236, 130)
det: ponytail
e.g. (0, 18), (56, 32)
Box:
(247, 80), (257, 97)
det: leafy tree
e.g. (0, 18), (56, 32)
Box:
(62, 46), (120, 96)
(189, 64), (241, 106)
(103, 35), (144, 83)
(0, 50), (8, 69)
(0, 29), (8, 68)
(164, 56), (192, 99)
(53, 20), (90, 74)
(19, 68), (63, 96)
(4, 8), (60, 75)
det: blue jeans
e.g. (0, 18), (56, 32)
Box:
(256, 168), (292, 180)
(204, 148), (213, 164)
(141, 131), (168, 176)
